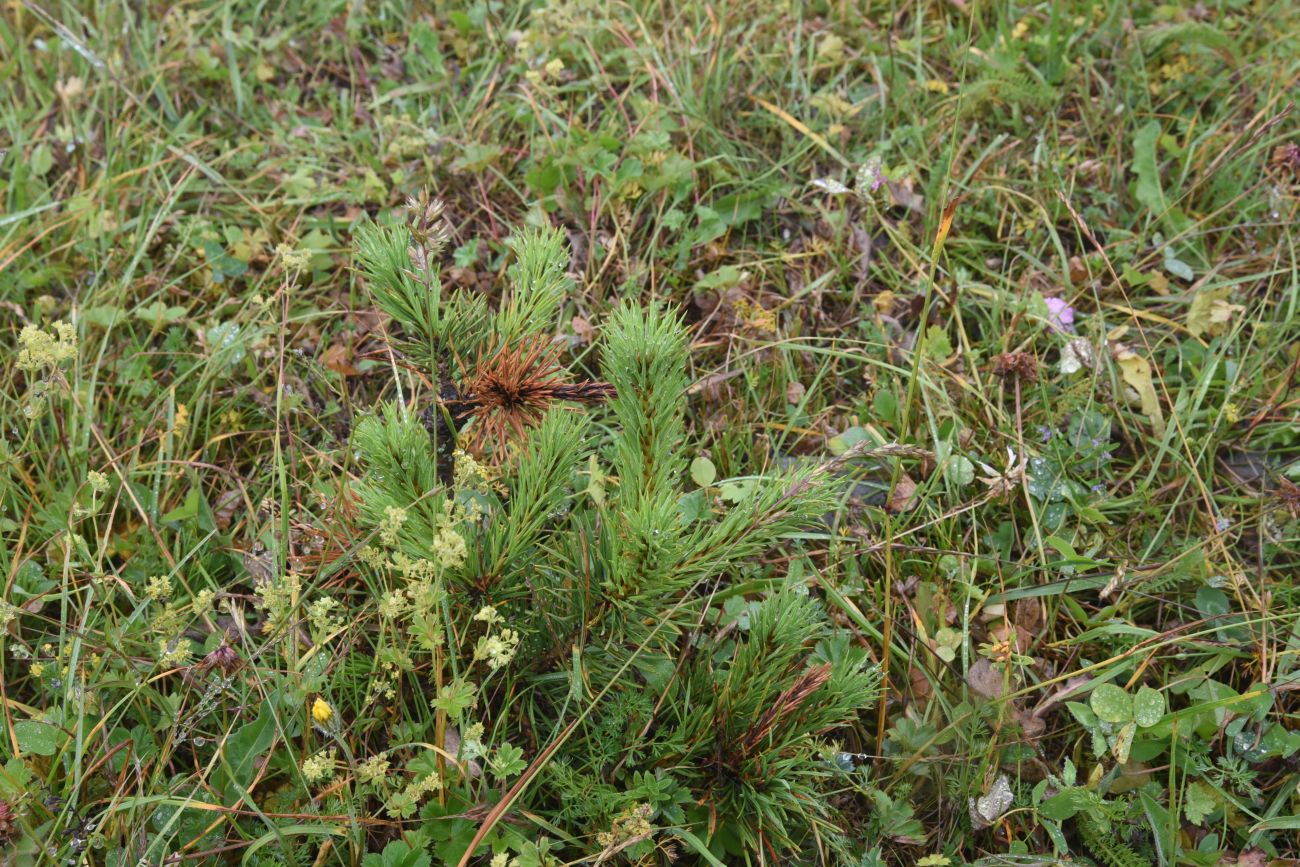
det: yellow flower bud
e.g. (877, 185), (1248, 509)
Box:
(312, 697), (334, 724)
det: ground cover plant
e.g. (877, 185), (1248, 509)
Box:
(2, 0), (1299, 865)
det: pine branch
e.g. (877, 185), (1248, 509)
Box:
(495, 225), (573, 345)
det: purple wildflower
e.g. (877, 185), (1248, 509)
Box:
(1044, 297), (1075, 332)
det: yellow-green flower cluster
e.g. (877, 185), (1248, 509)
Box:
(431, 502), (468, 569)
(145, 574), (172, 602)
(17, 320), (78, 419)
(275, 243), (312, 271)
(384, 767), (442, 818)
(192, 587), (216, 617)
(358, 544), (387, 570)
(596, 803), (654, 848)
(453, 448), (490, 490)
(391, 552), (436, 582)
(472, 604), (520, 670)
(356, 754), (391, 785)
(306, 595), (341, 639)
(377, 590), (407, 619)
(379, 505), (407, 547)
(459, 722), (486, 762)
(302, 748), (336, 784)
(474, 627), (520, 671)
(363, 653), (405, 704)
(17, 320), (77, 372)
(157, 636), (191, 667)
(253, 571), (301, 631)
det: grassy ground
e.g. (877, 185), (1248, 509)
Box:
(3, 0), (1300, 864)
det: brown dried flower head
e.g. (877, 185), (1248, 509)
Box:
(1271, 142), (1300, 178)
(0, 798), (16, 844)
(992, 351), (1038, 383)
(1277, 478), (1300, 518)
(203, 641), (242, 674)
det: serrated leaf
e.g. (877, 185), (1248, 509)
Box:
(1183, 781), (1216, 826)
(489, 741), (526, 780)
(1090, 683), (1133, 723)
(432, 678), (478, 717)
(1065, 701), (1100, 728)
(134, 301), (188, 324)
(0, 757), (33, 799)
(719, 478), (756, 504)
(453, 142), (503, 172)
(1134, 685), (1165, 727)
(361, 838), (432, 867)
(922, 325), (953, 361)
(14, 720), (63, 756)
(694, 265), (747, 294)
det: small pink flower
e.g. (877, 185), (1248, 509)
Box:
(1044, 297), (1075, 332)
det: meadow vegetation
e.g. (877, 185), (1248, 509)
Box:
(2, 1), (1299, 865)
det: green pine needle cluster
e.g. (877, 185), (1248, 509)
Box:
(350, 199), (879, 862)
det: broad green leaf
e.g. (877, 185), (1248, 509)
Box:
(946, 455), (975, 487)
(488, 742), (526, 780)
(719, 478), (756, 503)
(828, 426), (871, 456)
(134, 301), (188, 324)
(690, 456), (717, 488)
(1039, 787), (1090, 821)
(220, 702), (278, 805)
(1133, 121), (1166, 216)
(453, 142), (504, 172)
(672, 829), (729, 867)
(1134, 685), (1165, 728)
(161, 487), (201, 523)
(359, 837), (430, 867)
(31, 143), (54, 176)
(1138, 788), (1173, 865)
(1090, 683), (1133, 724)
(922, 325), (953, 361)
(0, 758), (33, 798)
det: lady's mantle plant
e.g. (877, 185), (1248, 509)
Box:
(349, 195), (878, 864)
